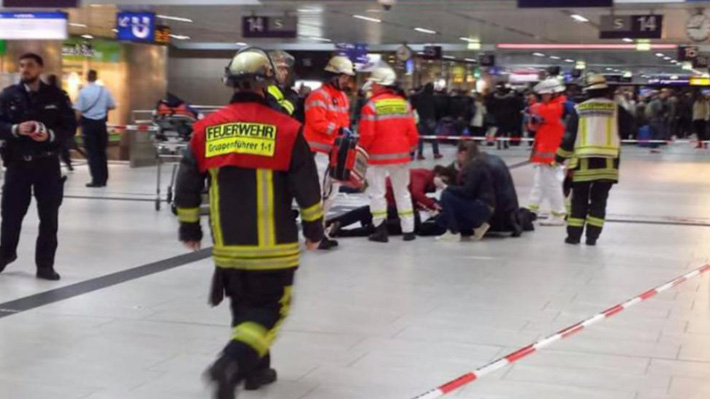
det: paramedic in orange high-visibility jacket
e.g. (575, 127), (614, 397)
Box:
(303, 55), (355, 250)
(358, 63), (419, 244)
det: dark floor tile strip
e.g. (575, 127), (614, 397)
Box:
(0, 248), (211, 320)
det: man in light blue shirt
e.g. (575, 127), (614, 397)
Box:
(74, 70), (116, 187)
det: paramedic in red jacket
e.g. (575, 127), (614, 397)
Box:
(303, 55), (355, 250)
(527, 78), (569, 226)
(358, 63), (419, 243)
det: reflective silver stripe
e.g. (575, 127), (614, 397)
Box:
(369, 152), (411, 161)
(305, 101), (348, 113)
(308, 141), (333, 152)
(325, 122), (337, 136)
(361, 115), (377, 121)
(305, 100), (328, 111)
(318, 88), (331, 101)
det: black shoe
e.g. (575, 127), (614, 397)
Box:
(86, 182), (103, 188)
(67, 165), (74, 171)
(403, 233), (416, 242)
(244, 368), (277, 391)
(36, 268), (61, 281)
(586, 238), (597, 246)
(327, 221), (341, 238)
(206, 357), (240, 399)
(368, 224), (389, 243)
(0, 254), (17, 274)
(318, 238), (339, 250)
(565, 237), (581, 245)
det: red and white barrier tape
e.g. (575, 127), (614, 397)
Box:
(410, 263), (710, 399)
(418, 136), (710, 145)
(107, 124), (159, 132)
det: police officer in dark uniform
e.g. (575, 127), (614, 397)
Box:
(174, 47), (324, 399)
(0, 53), (76, 280)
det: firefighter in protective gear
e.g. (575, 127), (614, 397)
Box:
(174, 47), (324, 399)
(359, 63), (419, 243)
(266, 50), (299, 118)
(556, 74), (632, 246)
(527, 77), (570, 226)
(304, 55), (355, 250)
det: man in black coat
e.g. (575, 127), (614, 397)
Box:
(0, 53), (76, 280)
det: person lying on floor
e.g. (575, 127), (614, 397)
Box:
(435, 141), (496, 242)
(326, 168), (446, 238)
(439, 143), (524, 237)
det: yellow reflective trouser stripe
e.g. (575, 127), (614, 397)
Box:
(215, 255), (300, 270)
(213, 243), (300, 258)
(551, 211), (566, 217)
(399, 210), (415, 217)
(371, 210), (388, 217)
(568, 218), (585, 227)
(587, 216), (605, 227)
(301, 202), (324, 222)
(232, 286), (293, 357)
(177, 207), (200, 223)
(557, 148), (574, 158)
(209, 169), (224, 246)
(257, 170), (276, 247)
(528, 203), (540, 212)
(233, 322), (270, 357)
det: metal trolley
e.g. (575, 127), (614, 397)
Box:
(152, 114), (195, 212)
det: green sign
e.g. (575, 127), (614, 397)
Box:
(0, 40), (6, 56)
(62, 38), (121, 63)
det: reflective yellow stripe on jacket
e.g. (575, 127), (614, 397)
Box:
(268, 85), (295, 115)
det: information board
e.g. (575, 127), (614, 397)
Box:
(0, 12), (68, 40)
(242, 16), (297, 38)
(599, 15), (663, 39)
(3, 0), (78, 7)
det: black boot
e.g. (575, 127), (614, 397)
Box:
(403, 232), (416, 242)
(368, 223), (389, 243)
(36, 268), (61, 281)
(244, 368), (277, 391)
(318, 237), (339, 250)
(565, 236), (581, 245)
(586, 237), (598, 246)
(0, 254), (17, 274)
(206, 357), (240, 399)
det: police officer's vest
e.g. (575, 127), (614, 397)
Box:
(574, 98), (620, 158)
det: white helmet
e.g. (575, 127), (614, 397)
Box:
(534, 77), (565, 95)
(367, 63), (397, 87)
(325, 55), (356, 76)
(584, 74), (609, 92)
(224, 47), (275, 87)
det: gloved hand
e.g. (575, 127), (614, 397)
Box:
(340, 127), (353, 137)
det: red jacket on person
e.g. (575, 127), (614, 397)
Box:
(359, 90), (419, 165)
(304, 83), (351, 154)
(530, 95), (567, 164)
(385, 169), (437, 210)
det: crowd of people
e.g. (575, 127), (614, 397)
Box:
(0, 46), (641, 399)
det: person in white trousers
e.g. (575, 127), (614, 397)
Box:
(358, 63), (419, 242)
(527, 78), (570, 226)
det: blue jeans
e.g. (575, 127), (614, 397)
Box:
(436, 190), (493, 234)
